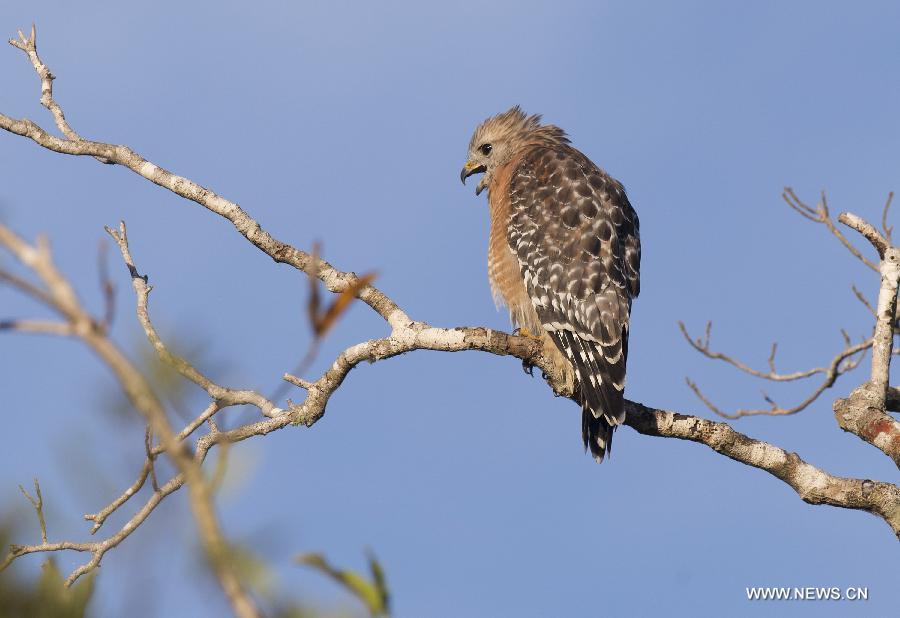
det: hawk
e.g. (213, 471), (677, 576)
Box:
(461, 107), (641, 462)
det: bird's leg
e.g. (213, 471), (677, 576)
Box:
(522, 360), (535, 376)
(513, 327), (542, 376)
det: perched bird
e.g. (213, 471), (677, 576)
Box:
(461, 107), (641, 462)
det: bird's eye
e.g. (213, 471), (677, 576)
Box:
(480, 143), (492, 156)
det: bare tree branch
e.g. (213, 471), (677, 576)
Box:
(680, 321), (869, 418)
(0, 31), (406, 333)
(839, 212), (890, 259)
(97, 238), (116, 332)
(839, 212), (900, 408)
(144, 425), (160, 493)
(0, 216), (563, 596)
(680, 320), (852, 382)
(104, 221), (282, 417)
(0, 318), (73, 336)
(680, 198), (898, 421)
(18, 479), (48, 544)
(83, 459), (152, 535)
(852, 284), (877, 317)
(84, 403), (219, 536)
(0, 268), (57, 307)
(781, 187), (878, 272)
(834, 387), (900, 469)
(4, 456), (194, 587)
(881, 192), (894, 244)
(9, 25), (79, 142)
(0, 226), (261, 617)
(680, 200), (900, 472)
(624, 400), (900, 538)
(783, 188), (879, 272)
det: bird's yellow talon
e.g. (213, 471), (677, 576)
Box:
(514, 327), (543, 341)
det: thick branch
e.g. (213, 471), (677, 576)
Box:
(834, 388), (900, 469)
(871, 249), (900, 399)
(0, 118), (406, 329)
(839, 212), (890, 259)
(624, 400), (900, 537)
(839, 212), (900, 407)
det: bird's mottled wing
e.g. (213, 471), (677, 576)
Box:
(506, 144), (641, 458)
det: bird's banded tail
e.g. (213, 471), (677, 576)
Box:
(551, 329), (627, 463)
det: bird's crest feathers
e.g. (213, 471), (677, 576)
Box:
(469, 106), (569, 152)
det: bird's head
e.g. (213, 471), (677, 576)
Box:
(461, 106), (568, 196)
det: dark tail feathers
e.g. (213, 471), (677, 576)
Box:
(581, 402), (617, 463)
(552, 329), (627, 463)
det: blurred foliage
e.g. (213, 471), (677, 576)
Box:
(306, 243), (377, 343)
(1, 521), (389, 618)
(216, 542), (279, 601)
(97, 329), (228, 425)
(270, 245), (377, 405)
(197, 539), (365, 617)
(2, 289), (387, 616)
(297, 551), (390, 617)
(0, 527), (95, 618)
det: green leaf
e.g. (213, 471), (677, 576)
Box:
(296, 551), (390, 617)
(366, 549), (390, 615)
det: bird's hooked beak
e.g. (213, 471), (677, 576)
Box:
(460, 160), (488, 195)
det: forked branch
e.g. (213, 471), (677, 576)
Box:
(680, 321), (869, 418)
(783, 188), (879, 271)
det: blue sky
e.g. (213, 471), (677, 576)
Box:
(1, 1), (898, 616)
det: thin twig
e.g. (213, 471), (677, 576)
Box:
(681, 321), (870, 418)
(84, 460), (151, 535)
(8, 25), (110, 164)
(852, 284), (877, 317)
(208, 442), (231, 496)
(144, 425), (159, 493)
(18, 479), (47, 544)
(881, 192), (894, 243)
(104, 222), (282, 418)
(97, 238), (116, 331)
(8, 25), (78, 140)
(283, 374), (315, 390)
(783, 188), (879, 271)
(679, 321), (851, 382)
(0, 268), (56, 307)
(0, 319), (72, 336)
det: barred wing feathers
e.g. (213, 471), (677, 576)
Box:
(507, 144), (640, 461)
